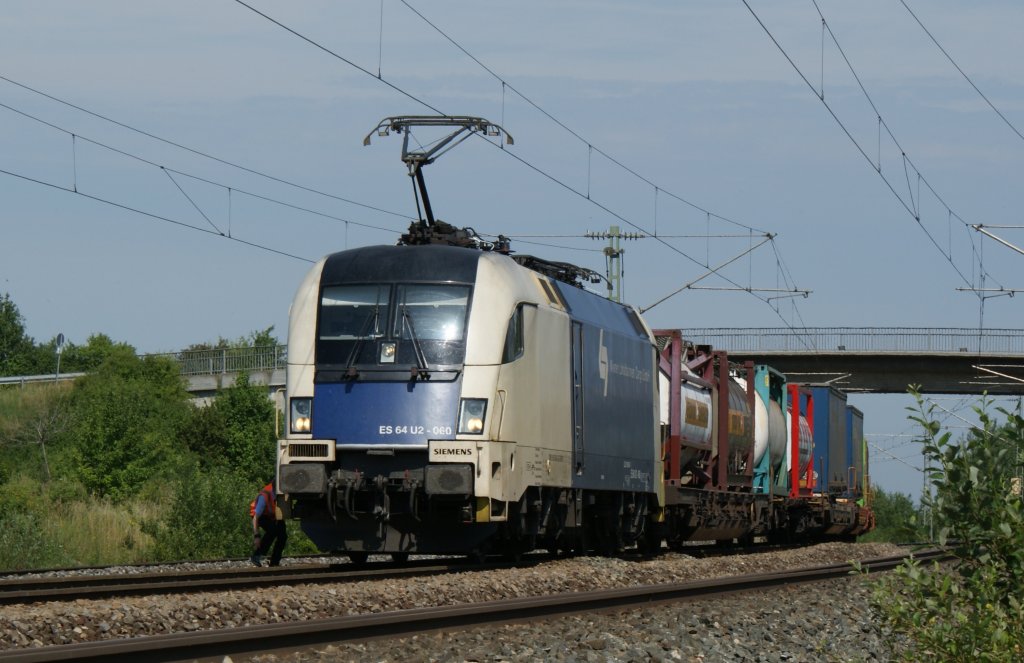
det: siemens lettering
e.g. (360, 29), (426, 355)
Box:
(432, 447), (474, 457)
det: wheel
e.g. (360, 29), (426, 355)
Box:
(348, 552), (369, 565)
(390, 552), (409, 563)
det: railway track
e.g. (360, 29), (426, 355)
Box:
(0, 540), (811, 605)
(0, 548), (948, 663)
(0, 557), (531, 605)
(0, 553), (338, 579)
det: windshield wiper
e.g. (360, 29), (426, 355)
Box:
(345, 307), (380, 378)
(402, 307), (430, 380)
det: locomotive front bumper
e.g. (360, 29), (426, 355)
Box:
(279, 439), (478, 502)
(278, 439), (335, 494)
(280, 454), (473, 498)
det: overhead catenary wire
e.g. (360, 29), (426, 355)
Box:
(740, 0), (1001, 296)
(483, 137), (814, 342)
(391, 0), (810, 337)
(867, 441), (923, 472)
(0, 73), (414, 221)
(230, 0), (815, 341)
(506, 233), (765, 239)
(640, 235), (776, 313)
(0, 100), (405, 238)
(396, 0), (768, 235)
(3, 76), (779, 305)
(897, 0), (1024, 145)
(163, 168), (223, 235)
(2, 80), (745, 284)
(4, 4), (812, 347)
(0, 165), (313, 263)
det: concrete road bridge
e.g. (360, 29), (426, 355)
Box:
(682, 327), (1024, 395)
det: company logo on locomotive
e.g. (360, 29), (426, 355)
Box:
(598, 328), (653, 399)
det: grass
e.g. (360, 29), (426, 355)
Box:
(0, 472), (166, 570)
(49, 498), (163, 566)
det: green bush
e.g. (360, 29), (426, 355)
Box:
(284, 520), (320, 556)
(859, 486), (924, 543)
(145, 465), (254, 560)
(0, 510), (69, 570)
(0, 383), (71, 483)
(184, 373), (277, 484)
(0, 293), (41, 376)
(870, 392), (1024, 661)
(3, 473), (50, 516)
(63, 348), (192, 500)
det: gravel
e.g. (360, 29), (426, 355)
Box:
(0, 555), (346, 581)
(0, 543), (905, 661)
(291, 577), (895, 663)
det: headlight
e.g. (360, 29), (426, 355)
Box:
(290, 397), (312, 434)
(457, 398), (487, 435)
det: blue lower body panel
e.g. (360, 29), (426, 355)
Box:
(312, 379), (461, 446)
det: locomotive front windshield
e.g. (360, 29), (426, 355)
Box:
(317, 283), (470, 370)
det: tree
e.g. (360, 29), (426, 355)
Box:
(182, 326), (279, 352)
(144, 464), (253, 560)
(859, 486), (923, 543)
(185, 373), (277, 484)
(63, 346), (193, 500)
(0, 385), (70, 482)
(0, 293), (39, 376)
(65, 334), (131, 373)
(870, 392), (1024, 660)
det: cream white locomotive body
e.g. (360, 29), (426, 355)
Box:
(277, 244), (662, 557)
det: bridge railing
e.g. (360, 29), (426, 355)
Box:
(683, 327), (1024, 354)
(145, 345), (289, 376)
(0, 373), (86, 387)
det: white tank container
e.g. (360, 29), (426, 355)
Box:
(737, 377), (786, 469)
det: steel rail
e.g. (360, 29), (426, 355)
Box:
(0, 549), (949, 663)
(0, 553), (338, 578)
(0, 558), (517, 605)
(2, 541), (806, 602)
(0, 538), (803, 579)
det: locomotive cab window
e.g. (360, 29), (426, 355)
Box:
(392, 284), (471, 366)
(316, 283), (470, 369)
(319, 285), (390, 340)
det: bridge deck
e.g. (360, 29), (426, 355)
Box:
(683, 328), (1024, 395)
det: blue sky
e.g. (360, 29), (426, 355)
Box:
(2, 1), (1022, 499)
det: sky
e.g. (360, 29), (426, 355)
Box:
(1, 1), (1022, 500)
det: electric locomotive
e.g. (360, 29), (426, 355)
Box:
(276, 241), (662, 559)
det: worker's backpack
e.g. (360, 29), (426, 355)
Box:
(249, 483), (274, 518)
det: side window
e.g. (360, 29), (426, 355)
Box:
(501, 304), (525, 363)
